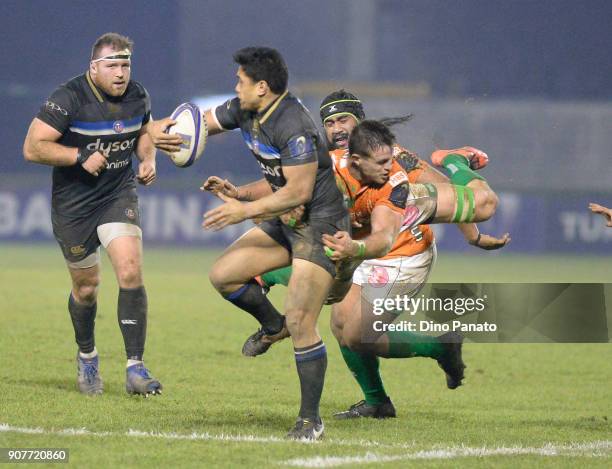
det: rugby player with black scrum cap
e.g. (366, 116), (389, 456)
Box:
(148, 47), (350, 440)
(23, 33), (162, 396)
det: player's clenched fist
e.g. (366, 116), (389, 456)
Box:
(279, 204), (305, 228)
(80, 151), (107, 177)
(137, 161), (156, 185)
(322, 231), (362, 261)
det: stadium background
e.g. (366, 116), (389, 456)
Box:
(1, 0), (611, 255)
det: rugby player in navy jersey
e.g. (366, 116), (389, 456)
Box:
(23, 33), (162, 396)
(148, 47), (350, 440)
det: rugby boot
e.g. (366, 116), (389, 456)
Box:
(431, 146), (489, 170)
(333, 397), (397, 420)
(126, 363), (163, 396)
(286, 417), (324, 441)
(436, 332), (466, 389)
(242, 317), (290, 357)
(76, 353), (103, 395)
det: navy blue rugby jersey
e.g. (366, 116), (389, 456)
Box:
(214, 92), (346, 218)
(36, 72), (151, 217)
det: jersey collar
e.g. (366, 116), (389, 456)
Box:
(257, 90), (288, 124)
(85, 71), (104, 103)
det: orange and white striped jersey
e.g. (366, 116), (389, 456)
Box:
(331, 145), (434, 259)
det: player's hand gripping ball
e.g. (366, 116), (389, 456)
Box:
(165, 102), (208, 167)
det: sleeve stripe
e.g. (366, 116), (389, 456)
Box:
(211, 106), (226, 131)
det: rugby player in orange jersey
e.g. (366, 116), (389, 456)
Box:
(320, 112), (508, 419)
(320, 90), (509, 419)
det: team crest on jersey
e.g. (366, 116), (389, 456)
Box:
(113, 120), (124, 133)
(125, 208), (136, 220)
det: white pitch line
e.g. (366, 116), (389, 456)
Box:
(0, 423), (410, 448)
(3, 422), (610, 466)
(281, 441), (612, 467)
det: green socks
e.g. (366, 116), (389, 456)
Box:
(386, 330), (445, 359)
(441, 154), (485, 186)
(260, 266), (293, 288)
(339, 346), (388, 405)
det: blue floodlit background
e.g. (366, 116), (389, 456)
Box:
(1, 0), (611, 255)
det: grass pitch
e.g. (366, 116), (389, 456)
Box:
(0, 244), (610, 467)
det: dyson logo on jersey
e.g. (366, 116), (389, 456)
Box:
(86, 137), (136, 157)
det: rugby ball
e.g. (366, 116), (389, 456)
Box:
(165, 102), (208, 167)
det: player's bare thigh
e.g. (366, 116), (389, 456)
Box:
(105, 236), (144, 289)
(209, 226), (291, 293)
(339, 250), (436, 353)
(97, 223), (144, 289)
(334, 284), (397, 352)
(429, 182), (498, 223)
(285, 258), (334, 347)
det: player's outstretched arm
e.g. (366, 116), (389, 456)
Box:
(458, 222), (511, 250)
(202, 176), (240, 198)
(202, 164), (316, 231)
(242, 162), (316, 218)
(203, 175), (295, 206)
(589, 202), (612, 227)
(147, 108), (226, 155)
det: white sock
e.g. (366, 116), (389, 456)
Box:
(127, 359), (143, 368)
(79, 348), (98, 359)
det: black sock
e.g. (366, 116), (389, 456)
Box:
(117, 286), (147, 361)
(295, 341), (327, 421)
(68, 294), (97, 354)
(225, 280), (284, 334)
